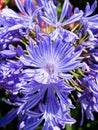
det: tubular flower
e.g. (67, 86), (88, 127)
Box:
(20, 37), (82, 84)
(0, 60), (25, 94)
(15, 37), (82, 129)
(1, 0), (98, 129)
(77, 75), (98, 125)
(41, 0), (83, 40)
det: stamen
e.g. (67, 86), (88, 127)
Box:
(45, 63), (54, 75)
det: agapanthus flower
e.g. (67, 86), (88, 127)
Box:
(0, 12), (25, 44)
(0, 1), (42, 44)
(0, 44), (24, 58)
(82, 41), (98, 75)
(0, 34), (82, 129)
(41, 0), (83, 40)
(77, 75), (98, 125)
(15, 80), (75, 130)
(0, 60), (25, 94)
(13, 36), (82, 129)
(1, 0), (98, 129)
(20, 36), (82, 84)
(36, 0), (58, 6)
(2, 35), (80, 129)
(76, 0), (98, 40)
(1, 0), (43, 31)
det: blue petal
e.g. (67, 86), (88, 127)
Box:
(87, 14), (98, 22)
(57, 81), (74, 92)
(89, 80), (98, 95)
(63, 113), (76, 124)
(16, 45), (24, 56)
(85, 1), (97, 17)
(68, 50), (82, 62)
(8, 24), (23, 31)
(41, 16), (56, 26)
(45, 87), (59, 114)
(60, 62), (81, 72)
(58, 92), (74, 108)
(20, 56), (35, 66)
(59, 73), (73, 79)
(24, 0), (36, 15)
(61, 11), (83, 26)
(48, 1), (57, 23)
(0, 50), (16, 58)
(26, 110), (43, 117)
(80, 108), (84, 126)
(0, 109), (18, 127)
(24, 117), (43, 130)
(25, 87), (46, 109)
(85, 2), (91, 16)
(15, 0), (27, 15)
(2, 8), (23, 19)
(26, 45), (34, 59)
(59, 0), (69, 22)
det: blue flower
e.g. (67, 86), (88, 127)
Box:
(15, 36), (82, 129)
(0, 79), (75, 129)
(16, 80), (75, 129)
(82, 42), (98, 74)
(76, 1), (98, 40)
(0, 12), (25, 44)
(0, 35), (80, 129)
(0, 95), (28, 129)
(0, 0), (43, 39)
(1, 0), (98, 129)
(41, 0), (83, 40)
(20, 37), (82, 84)
(12, 0), (43, 29)
(0, 60), (24, 94)
(0, 44), (24, 58)
(77, 76), (98, 125)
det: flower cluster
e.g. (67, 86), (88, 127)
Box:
(0, 0), (98, 130)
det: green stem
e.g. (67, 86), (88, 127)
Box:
(71, 23), (81, 32)
(66, 124), (73, 130)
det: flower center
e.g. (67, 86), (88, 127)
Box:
(45, 63), (54, 76)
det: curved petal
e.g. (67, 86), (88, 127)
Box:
(59, 0), (69, 22)
(0, 109), (18, 127)
(15, 0), (27, 15)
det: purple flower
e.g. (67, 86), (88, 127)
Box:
(41, 0), (83, 40)
(77, 76), (98, 125)
(17, 80), (75, 129)
(0, 36), (81, 129)
(0, 60), (25, 94)
(20, 37), (82, 84)
(82, 42), (98, 75)
(1, 33), (81, 129)
(0, 44), (24, 58)
(76, 1), (98, 40)
(0, 13), (26, 44)
(0, 0), (43, 40)
(13, 36), (82, 129)
(1, 0), (98, 129)
(14, 0), (44, 29)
